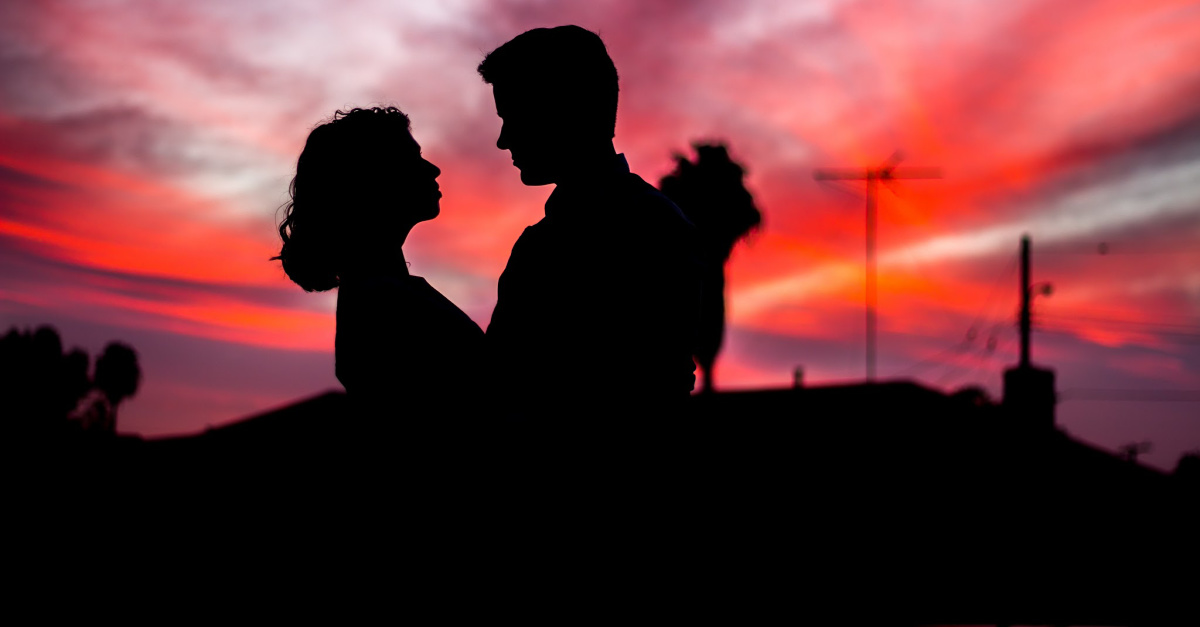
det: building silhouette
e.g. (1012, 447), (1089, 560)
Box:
(97, 360), (1191, 624)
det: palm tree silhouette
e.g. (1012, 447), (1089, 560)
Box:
(87, 342), (141, 434)
(659, 143), (762, 393)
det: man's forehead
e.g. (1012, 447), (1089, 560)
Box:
(492, 82), (553, 116)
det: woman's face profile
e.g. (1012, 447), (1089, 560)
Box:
(391, 130), (442, 225)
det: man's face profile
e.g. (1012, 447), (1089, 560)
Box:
(493, 83), (566, 186)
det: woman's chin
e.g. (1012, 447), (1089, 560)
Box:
(413, 199), (440, 222)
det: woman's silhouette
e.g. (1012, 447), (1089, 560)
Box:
(275, 107), (483, 421)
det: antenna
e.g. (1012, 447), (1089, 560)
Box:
(814, 152), (941, 381)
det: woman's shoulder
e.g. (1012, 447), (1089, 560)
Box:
(337, 273), (481, 336)
(335, 273), (482, 395)
(407, 276), (484, 337)
(337, 273), (423, 313)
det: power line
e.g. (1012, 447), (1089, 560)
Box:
(1060, 388), (1200, 402)
(1036, 325), (1200, 344)
(932, 349), (981, 388)
(895, 254), (1018, 378)
(935, 332), (1016, 391)
(930, 330), (1008, 389)
(1037, 313), (1200, 332)
(896, 339), (974, 378)
(935, 339), (1000, 390)
(1035, 241), (1200, 256)
(968, 252), (1021, 334)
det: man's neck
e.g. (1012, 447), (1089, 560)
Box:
(554, 142), (619, 187)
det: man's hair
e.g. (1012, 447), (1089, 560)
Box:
(478, 25), (619, 139)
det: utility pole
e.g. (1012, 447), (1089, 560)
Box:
(1018, 233), (1053, 367)
(814, 153), (941, 381)
(1020, 234), (1032, 367)
(1003, 233), (1056, 428)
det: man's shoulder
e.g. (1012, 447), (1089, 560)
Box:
(510, 219), (551, 250)
(622, 171), (672, 203)
(498, 220), (559, 273)
(616, 173), (698, 246)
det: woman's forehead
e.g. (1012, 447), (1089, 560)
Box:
(397, 130), (422, 152)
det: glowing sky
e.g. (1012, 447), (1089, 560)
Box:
(1, 0), (1197, 469)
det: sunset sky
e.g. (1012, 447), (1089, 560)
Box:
(1, 0), (1197, 470)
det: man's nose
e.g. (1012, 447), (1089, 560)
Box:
(496, 123), (509, 150)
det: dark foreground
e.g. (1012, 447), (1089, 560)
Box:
(20, 382), (1198, 624)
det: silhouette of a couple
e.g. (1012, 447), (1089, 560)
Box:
(276, 26), (701, 423)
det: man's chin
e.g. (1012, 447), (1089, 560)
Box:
(518, 168), (555, 186)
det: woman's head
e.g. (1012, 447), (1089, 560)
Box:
(275, 107), (442, 292)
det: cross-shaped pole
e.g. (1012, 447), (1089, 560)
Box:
(814, 154), (941, 381)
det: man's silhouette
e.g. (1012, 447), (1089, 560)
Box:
(479, 26), (702, 416)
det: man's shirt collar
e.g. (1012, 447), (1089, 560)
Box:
(545, 153), (630, 219)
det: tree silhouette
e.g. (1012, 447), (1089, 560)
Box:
(78, 342), (141, 435)
(1, 325), (91, 435)
(659, 143), (762, 393)
(2, 325), (141, 438)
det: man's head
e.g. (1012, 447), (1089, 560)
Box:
(478, 25), (619, 185)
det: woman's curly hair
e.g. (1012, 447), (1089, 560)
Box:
(274, 106), (412, 292)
